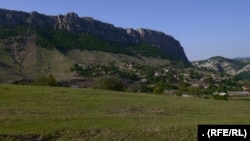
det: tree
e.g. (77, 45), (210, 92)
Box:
(217, 83), (226, 93)
(189, 70), (203, 79)
(188, 87), (203, 97)
(203, 85), (217, 95)
(204, 76), (214, 85)
(33, 74), (57, 86)
(153, 86), (164, 94)
(179, 81), (189, 92)
(70, 63), (82, 71)
(46, 74), (57, 86)
(97, 76), (125, 91)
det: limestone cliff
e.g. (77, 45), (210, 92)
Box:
(0, 8), (189, 62)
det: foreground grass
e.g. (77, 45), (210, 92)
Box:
(0, 85), (249, 141)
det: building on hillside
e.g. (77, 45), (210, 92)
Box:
(242, 86), (250, 92)
(191, 83), (200, 88)
(141, 79), (147, 83)
(154, 72), (162, 77)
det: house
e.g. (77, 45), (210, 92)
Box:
(141, 79), (147, 83)
(202, 83), (210, 89)
(154, 72), (162, 77)
(242, 86), (250, 92)
(163, 68), (169, 73)
(191, 83), (200, 88)
(69, 77), (87, 88)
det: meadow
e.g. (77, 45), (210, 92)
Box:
(0, 84), (249, 140)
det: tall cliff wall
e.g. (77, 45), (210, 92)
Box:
(0, 8), (189, 62)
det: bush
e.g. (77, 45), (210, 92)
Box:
(175, 91), (182, 96)
(188, 87), (203, 97)
(97, 76), (125, 91)
(10, 79), (33, 85)
(213, 94), (228, 100)
(153, 86), (164, 94)
(125, 82), (141, 92)
(33, 74), (58, 86)
(139, 84), (152, 93)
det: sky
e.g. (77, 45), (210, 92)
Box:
(1, 0), (249, 61)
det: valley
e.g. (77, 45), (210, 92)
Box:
(0, 8), (250, 140)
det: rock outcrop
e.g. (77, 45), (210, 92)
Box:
(192, 56), (250, 75)
(0, 8), (189, 62)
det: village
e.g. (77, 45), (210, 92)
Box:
(69, 61), (250, 98)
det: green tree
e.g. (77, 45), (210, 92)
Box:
(33, 74), (57, 86)
(213, 94), (228, 100)
(179, 81), (189, 92)
(33, 76), (47, 86)
(188, 87), (203, 97)
(46, 74), (57, 86)
(97, 76), (125, 91)
(153, 86), (164, 94)
(204, 76), (214, 85)
(203, 85), (217, 95)
(217, 83), (226, 93)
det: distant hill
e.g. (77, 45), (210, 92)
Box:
(192, 56), (250, 75)
(0, 8), (189, 82)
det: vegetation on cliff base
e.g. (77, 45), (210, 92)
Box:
(0, 26), (182, 61)
(35, 28), (179, 60)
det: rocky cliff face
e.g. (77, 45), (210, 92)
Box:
(0, 8), (189, 62)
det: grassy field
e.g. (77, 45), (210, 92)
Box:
(0, 84), (249, 141)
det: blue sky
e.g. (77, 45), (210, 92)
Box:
(1, 0), (249, 61)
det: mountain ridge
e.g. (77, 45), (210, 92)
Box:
(0, 8), (189, 62)
(0, 8), (192, 83)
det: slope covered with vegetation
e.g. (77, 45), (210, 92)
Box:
(0, 25), (189, 83)
(0, 26), (181, 61)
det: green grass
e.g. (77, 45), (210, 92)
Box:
(0, 85), (250, 140)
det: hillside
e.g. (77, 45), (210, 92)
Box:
(192, 56), (250, 75)
(0, 8), (189, 83)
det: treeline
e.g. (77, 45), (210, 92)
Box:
(36, 29), (129, 53)
(10, 74), (59, 86)
(0, 26), (31, 39)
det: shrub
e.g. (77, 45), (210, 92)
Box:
(213, 94), (228, 100)
(33, 74), (58, 86)
(153, 86), (164, 94)
(175, 91), (182, 96)
(188, 87), (203, 97)
(97, 76), (125, 91)
(125, 82), (141, 92)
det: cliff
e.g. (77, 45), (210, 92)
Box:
(0, 8), (189, 62)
